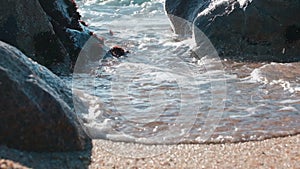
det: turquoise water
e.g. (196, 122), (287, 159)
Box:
(69, 0), (300, 144)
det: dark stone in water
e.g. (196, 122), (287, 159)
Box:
(104, 46), (129, 59)
(165, 0), (300, 62)
(0, 41), (91, 152)
(0, 0), (100, 74)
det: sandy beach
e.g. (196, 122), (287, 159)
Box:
(89, 134), (300, 169)
(0, 134), (299, 169)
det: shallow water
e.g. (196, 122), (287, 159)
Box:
(68, 0), (300, 144)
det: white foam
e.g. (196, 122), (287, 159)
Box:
(250, 68), (268, 84)
(249, 63), (300, 93)
(279, 99), (300, 104)
(278, 106), (298, 112)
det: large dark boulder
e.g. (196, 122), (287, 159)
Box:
(165, 0), (209, 36)
(0, 0), (100, 74)
(0, 41), (90, 152)
(165, 0), (300, 62)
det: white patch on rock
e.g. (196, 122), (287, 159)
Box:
(238, 0), (252, 10)
(198, 0), (230, 17)
(198, 0), (253, 17)
(238, 0), (251, 7)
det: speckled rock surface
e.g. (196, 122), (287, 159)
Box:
(0, 41), (91, 152)
(0, 145), (91, 169)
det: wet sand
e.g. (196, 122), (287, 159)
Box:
(1, 134), (299, 169)
(90, 134), (300, 169)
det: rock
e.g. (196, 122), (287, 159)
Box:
(37, 0), (95, 66)
(165, 0), (300, 62)
(104, 46), (129, 59)
(0, 41), (91, 152)
(0, 0), (100, 74)
(165, 0), (209, 36)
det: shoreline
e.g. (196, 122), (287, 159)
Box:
(90, 134), (300, 168)
(0, 134), (299, 168)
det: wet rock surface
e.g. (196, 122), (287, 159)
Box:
(165, 0), (209, 35)
(0, 41), (91, 152)
(0, 0), (98, 74)
(165, 0), (300, 62)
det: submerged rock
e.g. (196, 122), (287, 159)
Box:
(165, 0), (300, 62)
(0, 41), (91, 152)
(104, 46), (129, 59)
(0, 0), (99, 74)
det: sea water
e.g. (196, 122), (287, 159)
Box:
(69, 0), (300, 144)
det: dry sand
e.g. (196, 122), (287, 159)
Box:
(0, 135), (299, 169)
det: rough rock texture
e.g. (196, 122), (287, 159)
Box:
(166, 0), (300, 62)
(0, 41), (91, 152)
(0, 0), (99, 74)
(165, 0), (209, 36)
